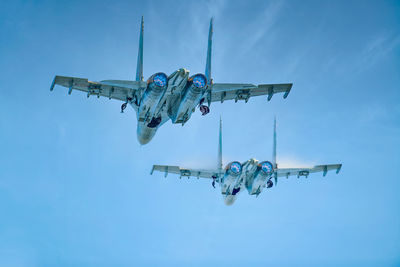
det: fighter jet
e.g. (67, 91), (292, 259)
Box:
(151, 118), (342, 205)
(50, 17), (293, 144)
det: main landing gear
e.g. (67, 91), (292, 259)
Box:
(121, 97), (133, 113)
(212, 175), (217, 188)
(121, 103), (127, 113)
(199, 98), (210, 116)
(200, 105), (210, 115)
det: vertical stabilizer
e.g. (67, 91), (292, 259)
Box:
(272, 117), (278, 184)
(272, 117), (277, 168)
(218, 116), (223, 174)
(136, 16), (144, 81)
(205, 18), (213, 85)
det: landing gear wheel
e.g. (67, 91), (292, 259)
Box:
(267, 179), (273, 188)
(121, 102), (127, 113)
(199, 105), (210, 116)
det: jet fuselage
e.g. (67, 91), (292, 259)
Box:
(220, 159), (274, 205)
(135, 69), (209, 144)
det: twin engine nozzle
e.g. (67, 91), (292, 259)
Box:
(147, 72), (207, 89)
(225, 161), (274, 176)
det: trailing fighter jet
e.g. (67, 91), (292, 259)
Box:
(151, 118), (342, 205)
(50, 17), (293, 144)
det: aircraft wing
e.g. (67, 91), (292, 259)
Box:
(50, 75), (146, 102)
(151, 165), (219, 179)
(276, 164), (342, 178)
(210, 83), (292, 103)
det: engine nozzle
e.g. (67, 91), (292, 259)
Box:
(147, 72), (168, 88)
(188, 74), (207, 88)
(225, 161), (242, 176)
(259, 161), (274, 175)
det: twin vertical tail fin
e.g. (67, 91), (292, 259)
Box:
(136, 16), (144, 82)
(205, 18), (213, 85)
(272, 117), (278, 185)
(218, 116), (223, 175)
(136, 17), (211, 83)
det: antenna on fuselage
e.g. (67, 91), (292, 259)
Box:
(136, 16), (144, 82)
(218, 116), (223, 174)
(272, 116), (278, 185)
(205, 18), (213, 85)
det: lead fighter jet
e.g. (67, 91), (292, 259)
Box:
(151, 118), (342, 205)
(50, 17), (292, 144)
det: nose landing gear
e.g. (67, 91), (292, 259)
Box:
(147, 116), (162, 128)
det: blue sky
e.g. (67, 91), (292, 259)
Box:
(0, 0), (399, 266)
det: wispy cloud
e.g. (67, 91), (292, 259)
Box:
(278, 156), (316, 168)
(356, 33), (400, 73)
(240, 0), (285, 56)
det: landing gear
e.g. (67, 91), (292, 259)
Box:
(232, 187), (241, 195)
(121, 97), (132, 113)
(121, 102), (127, 113)
(199, 98), (210, 116)
(212, 175), (216, 188)
(147, 116), (162, 128)
(267, 179), (273, 188)
(199, 105), (210, 115)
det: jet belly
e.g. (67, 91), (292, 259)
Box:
(221, 161), (246, 197)
(246, 160), (274, 195)
(136, 110), (170, 145)
(137, 82), (166, 123)
(171, 74), (207, 124)
(135, 72), (172, 144)
(248, 170), (268, 195)
(240, 159), (266, 195)
(172, 86), (203, 124)
(221, 173), (237, 195)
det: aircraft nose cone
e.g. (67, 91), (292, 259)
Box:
(137, 125), (157, 145)
(137, 135), (151, 145)
(224, 195), (236, 206)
